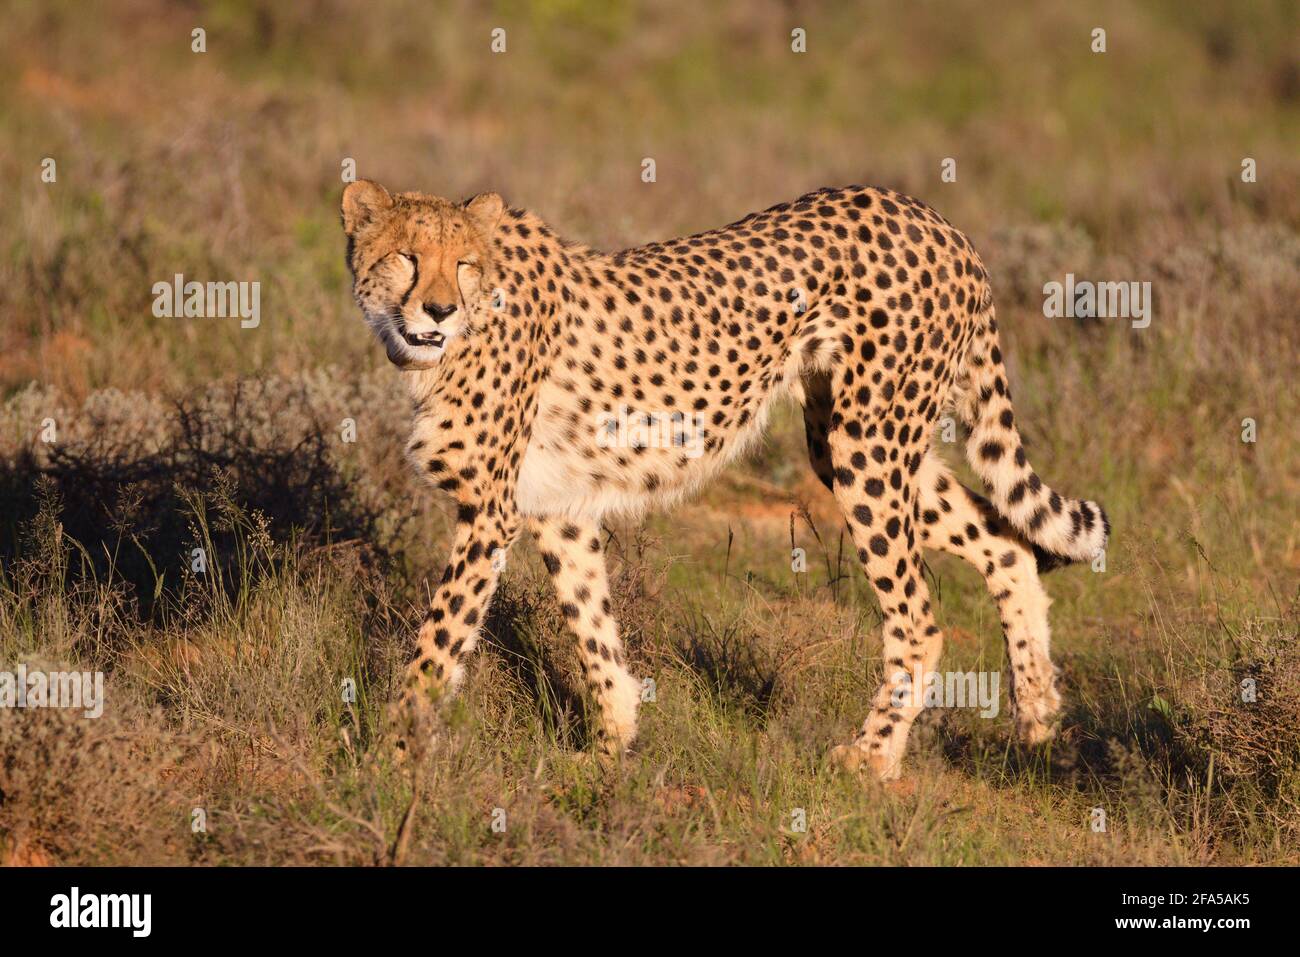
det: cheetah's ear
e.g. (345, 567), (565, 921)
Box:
(464, 191), (505, 235)
(341, 180), (394, 235)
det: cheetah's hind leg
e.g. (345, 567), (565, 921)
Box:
(914, 452), (1061, 745)
(818, 366), (946, 780)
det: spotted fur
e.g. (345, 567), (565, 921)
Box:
(341, 180), (1109, 777)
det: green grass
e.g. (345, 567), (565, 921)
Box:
(1, 0), (1298, 865)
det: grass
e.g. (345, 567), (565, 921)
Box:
(1, 0), (1298, 865)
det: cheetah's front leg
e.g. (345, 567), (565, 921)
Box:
(402, 500), (521, 718)
(530, 516), (641, 755)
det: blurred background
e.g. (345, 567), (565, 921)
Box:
(0, 0), (1297, 865)
(3, 0), (1297, 395)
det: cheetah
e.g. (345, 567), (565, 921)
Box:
(340, 180), (1109, 779)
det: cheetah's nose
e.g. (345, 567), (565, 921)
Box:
(422, 301), (456, 321)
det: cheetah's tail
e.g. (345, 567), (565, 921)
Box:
(955, 297), (1109, 568)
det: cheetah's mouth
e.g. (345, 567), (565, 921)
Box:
(403, 330), (445, 349)
(383, 330), (446, 370)
(369, 306), (458, 370)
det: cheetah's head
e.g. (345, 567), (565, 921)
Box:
(341, 180), (504, 370)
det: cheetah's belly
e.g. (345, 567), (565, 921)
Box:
(514, 396), (680, 520)
(514, 382), (793, 521)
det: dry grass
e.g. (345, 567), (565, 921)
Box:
(1, 0), (1298, 865)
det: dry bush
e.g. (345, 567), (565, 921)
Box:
(1173, 611), (1300, 799)
(0, 665), (195, 865)
(0, 373), (416, 619)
